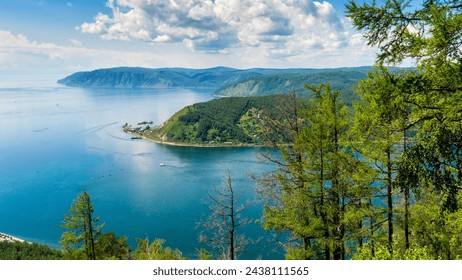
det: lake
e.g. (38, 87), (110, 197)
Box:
(0, 82), (282, 259)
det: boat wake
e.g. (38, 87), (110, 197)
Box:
(77, 122), (119, 134)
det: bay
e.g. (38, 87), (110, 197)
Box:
(0, 84), (281, 259)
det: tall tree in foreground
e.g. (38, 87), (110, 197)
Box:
(347, 0), (462, 259)
(198, 170), (251, 260)
(352, 66), (413, 253)
(60, 191), (103, 260)
(255, 92), (316, 259)
(256, 87), (374, 259)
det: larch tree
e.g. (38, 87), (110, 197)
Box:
(60, 191), (103, 260)
(256, 86), (374, 259)
(352, 66), (414, 253)
(347, 0), (462, 258)
(198, 170), (251, 260)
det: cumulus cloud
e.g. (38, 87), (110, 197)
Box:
(80, 0), (356, 57)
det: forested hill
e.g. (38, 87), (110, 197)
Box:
(58, 66), (255, 88)
(57, 66), (370, 96)
(125, 95), (286, 146)
(214, 69), (368, 97)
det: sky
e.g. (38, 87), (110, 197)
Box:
(0, 0), (380, 78)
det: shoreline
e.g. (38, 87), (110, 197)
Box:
(0, 232), (27, 243)
(125, 130), (266, 148)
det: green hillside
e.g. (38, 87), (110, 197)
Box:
(125, 95), (285, 146)
(213, 69), (368, 103)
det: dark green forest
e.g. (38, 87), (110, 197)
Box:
(0, 241), (63, 260)
(137, 95), (286, 145)
(2, 0), (462, 260)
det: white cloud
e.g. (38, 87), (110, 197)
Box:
(80, 0), (362, 59)
(0, 30), (67, 60)
(0, 30), (170, 74)
(69, 38), (83, 47)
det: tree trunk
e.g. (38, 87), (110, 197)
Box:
(386, 148), (393, 253)
(229, 176), (235, 260)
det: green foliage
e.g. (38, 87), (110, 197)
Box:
(95, 232), (130, 260)
(196, 248), (213, 260)
(406, 193), (462, 260)
(353, 242), (434, 260)
(346, 0), (462, 259)
(352, 66), (414, 251)
(0, 241), (63, 260)
(347, 0), (462, 122)
(257, 86), (376, 260)
(399, 121), (462, 213)
(346, 0), (462, 67)
(147, 95), (286, 145)
(60, 191), (103, 260)
(132, 238), (185, 260)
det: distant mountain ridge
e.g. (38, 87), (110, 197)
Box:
(214, 69), (369, 97)
(58, 66), (242, 88)
(57, 66), (371, 97)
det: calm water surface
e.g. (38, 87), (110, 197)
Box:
(0, 83), (281, 259)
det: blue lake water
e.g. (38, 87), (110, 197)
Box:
(0, 84), (282, 259)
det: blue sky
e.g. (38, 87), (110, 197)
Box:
(0, 0), (378, 76)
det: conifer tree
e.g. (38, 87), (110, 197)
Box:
(198, 170), (251, 260)
(352, 66), (413, 253)
(60, 191), (103, 260)
(257, 87), (374, 259)
(347, 0), (462, 258)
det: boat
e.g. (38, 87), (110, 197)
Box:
(160, 163), (165, 167)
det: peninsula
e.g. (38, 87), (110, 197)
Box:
(58, 66), (369, 147)
(123, 95), (284, 147)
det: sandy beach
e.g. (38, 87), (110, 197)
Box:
(0, 232), (27, 243)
